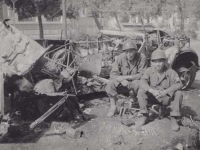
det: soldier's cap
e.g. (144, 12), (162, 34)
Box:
(122, 39), (138, 51)
(151, 49), (166, 60)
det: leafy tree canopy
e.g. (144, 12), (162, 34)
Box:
(4, 0), (61, 20)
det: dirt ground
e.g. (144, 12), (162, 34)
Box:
(1, 40), (200, 150)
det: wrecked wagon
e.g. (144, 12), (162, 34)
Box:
(92, 11), (199, 89)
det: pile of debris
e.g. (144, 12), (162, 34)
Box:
(0, 21), (100, 140)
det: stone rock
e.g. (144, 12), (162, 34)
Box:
(175, 143), (183, 150)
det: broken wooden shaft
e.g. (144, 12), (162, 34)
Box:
(30, 94), (75, 129)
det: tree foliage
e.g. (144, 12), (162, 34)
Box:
(84, 0), (113, 10)
(4, 0), (61, 20)
(3, 0), (200, 37)
(120, 0), (161, 16)
(4, 0), (62, 38)
(160, 0), (200, 31)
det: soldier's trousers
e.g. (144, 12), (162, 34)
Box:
(105, 79), (140, 97)
(137, 89), (183, 117)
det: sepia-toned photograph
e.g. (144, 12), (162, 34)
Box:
(0, 0), (200, 149)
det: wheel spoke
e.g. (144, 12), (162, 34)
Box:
(181, 71), (191, 85)
(177, 64), (196, 89)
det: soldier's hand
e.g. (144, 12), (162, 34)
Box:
(121, 80), (129, 86)
(117, 76), (126, 82)
(156, 90), (167, 98)
(153, 90), (161, 97)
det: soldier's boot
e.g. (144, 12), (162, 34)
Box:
(170, 116), (180, 131)
(107, 107), (117, 118)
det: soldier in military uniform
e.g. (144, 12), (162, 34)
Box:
(105, 40), (147, 117)
(137, 49), (183, 131)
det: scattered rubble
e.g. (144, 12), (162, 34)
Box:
(0, 17), (199, 150)
(111, 135), (125, 145)
(83, 108), (92, 115)
(175, 143), (184, 150)
(186, 126), (199, 149)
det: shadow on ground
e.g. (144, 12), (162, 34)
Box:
(0, 121), (51, 143)
(181, 105), (198, 118)
(0, 96), (94, 144)
(190, 80), (200, 91)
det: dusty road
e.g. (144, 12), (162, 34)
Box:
(1, 40), (200, 150)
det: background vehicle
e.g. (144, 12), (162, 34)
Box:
(92, 11), (199, 89)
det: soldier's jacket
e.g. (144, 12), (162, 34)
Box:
(110, 52), (147, 79)
(140, 66), (183, 97)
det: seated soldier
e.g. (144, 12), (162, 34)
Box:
(137, 49), (183, 131)
(105, 39), (147, 117)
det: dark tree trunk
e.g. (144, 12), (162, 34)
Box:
(146, 15), (150, 23)
(176, 0), (184, 32)
(37, 15), (44, 39)
(180, 11), (184, 32)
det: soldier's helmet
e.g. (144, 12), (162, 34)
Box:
(151, 49), (166, 60)
(122, 40), (138, 51)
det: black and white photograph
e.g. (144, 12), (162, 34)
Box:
(0, 0), (200, 149)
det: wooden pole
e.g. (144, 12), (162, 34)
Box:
(11, 0), (16, 27)
(0, 63), (4, 116)
(62, 0), (67, 39)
